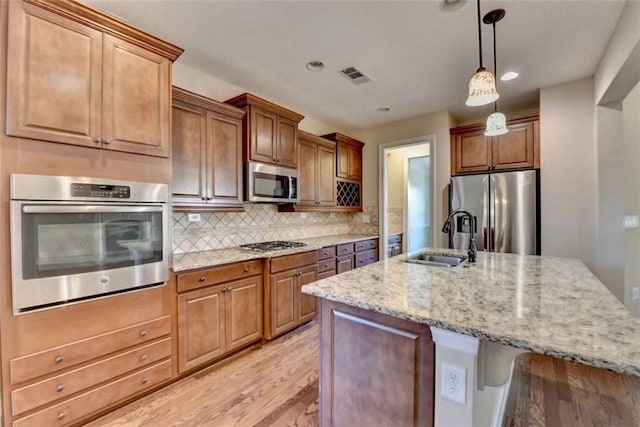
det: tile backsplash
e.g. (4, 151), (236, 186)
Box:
(172, 204), (379, 254)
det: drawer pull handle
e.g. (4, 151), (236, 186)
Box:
(57, 412), (66, 420)
(55, 356), (64, 364)
(324, 264), (329, 268)
(140, 330), (148, 337)
(243, 266), (250, 272)
(94, 137), (101, 144)
(141, 355), (148, 362)
(199, 276), (206, 282)
(142, 377), (148, 385)
(56, 384), (64, 393)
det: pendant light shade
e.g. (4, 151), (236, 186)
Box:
(466, 67), (499, 107)
(484, 109), (508, 136)
(466, 0), (498, 107)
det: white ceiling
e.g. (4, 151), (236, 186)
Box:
(82, 0), (625, 130)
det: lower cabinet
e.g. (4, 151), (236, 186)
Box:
(265, 251), (319, 340)
(176, 261), (263, 373)
(387, 233), (403, 258)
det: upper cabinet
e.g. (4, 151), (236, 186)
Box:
(5, 0), (183, 157)
(321, 133), (365, 212)
(297, 130), (336, 208)
(450, 113), (539, 175)
(172, 88), (245, 211)
(225, 93), (304, 169)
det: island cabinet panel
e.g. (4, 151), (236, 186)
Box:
(176, 262), (263, 373)
(319, 300), (434, 427)
(5, 0), (182, 158)
(172, 87), (245, 211)
(265, 252), (319, 340)
(450, 113), (539, 176)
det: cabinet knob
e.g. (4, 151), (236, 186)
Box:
(141, 354), (148, 362)
(57, 412), (66, 420)
(141, 377), (148, 385)
(104, 138), (111, 145)
(199, 276), (206, 282)
(55, 356), (64, 364)
(324, 264), (329, 268)
(94, 137), (102, 144)
(56, 384), (64, 393)
(243, 266), (250, 272)
(139, 330), (148, 337)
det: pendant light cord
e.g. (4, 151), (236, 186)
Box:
(476, 0), (483, 69)
(492, 20), (497, 110)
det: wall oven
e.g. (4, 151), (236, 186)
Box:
(10, 174), (170, 314)
(245, 161), (299, 203)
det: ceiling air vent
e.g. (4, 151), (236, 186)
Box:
(340, 66), (371, 85)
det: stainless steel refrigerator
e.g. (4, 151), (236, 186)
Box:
(448, 170), (539, 255)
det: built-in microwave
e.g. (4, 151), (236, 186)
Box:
(10, 174), (170, 314)
(245, 161), (299, 203)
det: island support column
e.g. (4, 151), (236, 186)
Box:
(319, 299), (435, 426)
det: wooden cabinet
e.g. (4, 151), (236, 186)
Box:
(265, 251), (319, 340)
(317, 246), (337, 280)
(450, 113), (540, 175)
(172, 88), (245, 211)
(5, 0), (182, 157)
(387, 233), (403, 258)
(225, 93), (304, 168)
(321, 133), (365, 212)
(10, 316), (172, 425)
(354, 238), (379, 268)
(176, 261), (263, 373)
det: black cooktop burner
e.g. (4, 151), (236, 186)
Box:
(239, 241), (307, 252)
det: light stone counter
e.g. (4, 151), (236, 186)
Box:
(302, 248), (640, 376)
(171, 234), (378, 272)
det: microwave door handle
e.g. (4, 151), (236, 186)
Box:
(21, 205), (164, 214)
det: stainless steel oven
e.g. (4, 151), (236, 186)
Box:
(245, 161), (299, 203)
(10, 174), (170, 314)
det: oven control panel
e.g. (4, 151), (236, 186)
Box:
(71, 183), (131, 198)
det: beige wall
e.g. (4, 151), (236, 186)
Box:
(624, 81), (640, 316)
(348, 111), (454, 247)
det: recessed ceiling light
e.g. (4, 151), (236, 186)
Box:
(501, 71), (519, 81)
(306, 61), (324, 72)
(377, 107), (391, 112)
(440, 0), (466, 12)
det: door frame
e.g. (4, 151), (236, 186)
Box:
(379, 135), (435, 258)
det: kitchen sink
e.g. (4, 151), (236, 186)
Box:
(404, 253), (467, 268)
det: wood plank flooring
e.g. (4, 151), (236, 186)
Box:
(503, 352), (640, 427)
(86, 321), (319, 427)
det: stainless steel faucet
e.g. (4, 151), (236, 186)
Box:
(442, 209), (477, 262)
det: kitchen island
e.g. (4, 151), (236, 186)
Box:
(302, 249), (640, 427)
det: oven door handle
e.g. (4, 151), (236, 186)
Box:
(22, 205), (164, 214)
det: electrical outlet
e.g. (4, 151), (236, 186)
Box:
(362, 215), (370, 224)
(633, 287), (640, 300)
(624, 216), (640, 228)
(441, 364), (466, 405)
(187, 213), (201, 222)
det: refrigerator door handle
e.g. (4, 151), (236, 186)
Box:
(483, 226), (488, 249)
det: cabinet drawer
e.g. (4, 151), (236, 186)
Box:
(269, 251), (319, 273)
(388, 234), (402, 245)
(355, 249), (378, 268)
(13, 360), (171, 427)
(336, 243), (354, 256)
(318, 246), (336, 260)
(318, 270), (336, 280)
(355, 239), (378, 252)
(317, 258), (336, 273)
(11, 338), (171, 415)
(10, 316), (170, 385)
(177, 260), (262, 292)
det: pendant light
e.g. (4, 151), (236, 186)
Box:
(465, 0), (499, 107)
(483, 9), (508, 136)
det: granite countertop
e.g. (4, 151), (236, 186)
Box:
(172, 234), (378, 272)
(302, 248), (640, 376)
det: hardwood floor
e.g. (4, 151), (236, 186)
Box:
(86, 321), (319, 427)
(503, 352), (640, 427)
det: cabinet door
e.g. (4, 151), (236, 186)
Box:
(207, 111), (243, 205)
(172, 103), (207, 205)
(298, 266), (318, 324)
(492, 122), (535, 171)
(250, 106), (277, 164)
(336, 255), (354, 274)
(348, 144), (362, 180)
(297, 139), (318, 206)
(225, 276), (263, 352)
(317, 144), (337, 206)
(453, 132), (491, 174)
(6, 0), (102, 147)
(336, 144), (350, 179)
(102, 34), (171, 157)
(276, 116), (298, 168)
(269, 271), (298, 337)
(177, 286), (226, 373)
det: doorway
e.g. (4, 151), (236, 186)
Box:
(379, 137), (434, 258)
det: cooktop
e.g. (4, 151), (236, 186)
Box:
(239, 241), (307, 252)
